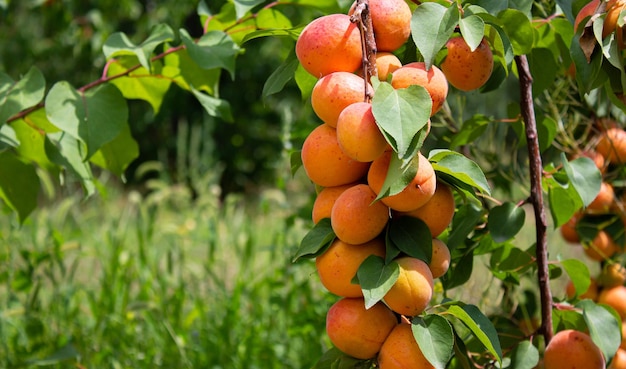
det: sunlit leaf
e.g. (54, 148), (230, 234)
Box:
(498, 9), (534, 55)
(412, 315), (455, 369)
(447, 304), (502, 363)
(90, 124), (139, 179)
(358, 256), (399, 309)
(263, 50), (299, 98)
(44, 132), (95, 195)
(191, 86), (233, 122)
(578, 299), (621, 363)
(292, 218), (335, 262)
(0, 66), (45, 124)
(509, 340), (539, 369)
(233, 0), (264, 20)
(0, 151), (39, 223)
(102, 24), (175, 72)
(488, 202), (526, 243)
(411, 2), (460, 70)
(459, 15), (485, 51)
(562, 154), (602, 207)
(180, 29), (241, 79)
(429, 149), (490, 195)
(562, 259), (591, 298)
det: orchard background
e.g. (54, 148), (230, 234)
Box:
(1, 0), (626, 368)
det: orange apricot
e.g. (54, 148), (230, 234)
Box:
(378, 323), (435, 369)
(587, 181), (615, 214)
(301, 124), (370, 187)
(326, 297), (397, 359)
(600, 263), (626, 288)
(391, 62), (449, 116)
(440, 36), (494, 92)
(350, 0), (412, 52)
(584, 230), (619, 261)
(621, 321), (626, 350)
(610, 348), (626, 369)
(395, 181), (455, 237)
(375, 52), (403, 81)
(316, 237), (386, 297)
(383, 256), (434, 316)
(597, 127), (626, 165)
(604, 0), (626, 48)
(598, 285), (626, 319)
(543, 329), (605, 369)
(295, 14), (362, 77)
(565, 277), (599, 301)
(336, 102), (388, 162)
(429, 238), (451, 279)
(312, 183), (356, 224)
(311, 72), (373, 127)
(368, 151), (437, 212)
(560, 212), (582, 244)
(331, 184), (390, 245)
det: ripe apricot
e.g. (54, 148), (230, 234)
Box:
(429, 238), (451, 279)
(312, 183), (355, 224)
(378, 323), (435, 369)
(311, 72), (373, 127)
(604, 0), (626, 48)
(350, 0), (412, 52)
(597, 127), (626, 164)
(587, 181), (615, 214)
(621, 321), (626, 350)
(598, 285), (626, 319)
(574, 0), (600, 33)
(301, 124), (370, 187)
(610, 348), (626, 369)
(383, 256), (434, 316)
(331, 184), (390, 245)
(326, 297), (397, 359)
(560, 212), (582, 244)
(375, 52), (403, 81)
(316, 237), (386, 297)
(391, 62), (449, 116)
(368, 151), (437, 212)
(395, 181), (455, 237)
(601, 263), (626, 288)
(440, 36), (494, 92)
(295, 14), (362, 77)
(584, 230), (619, 261)
(543, 329), (605, 369)
(336, 102), (388, 162)
(566, 277), (598, 300)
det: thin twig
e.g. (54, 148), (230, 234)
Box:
(350, 0), (376, 102)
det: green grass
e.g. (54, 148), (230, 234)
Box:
(0, 178), (334, 368)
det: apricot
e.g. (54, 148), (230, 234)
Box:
(375, 52), (403, 81)
(597, 127), (626, 164)
(350, 0), (412, 52)
(621, 321), (626, 350)
(604, 0), (626, 48)
(326, 297), (397, 359)
(368, 151), (437, 212)
(383, 256), (434, 316)
(391, 62), (449, 115)
(610, 348), (626, 369)
(395, 182), (455, 237)
(336, 102), (388, 162)
(587, 181), (615, 214)
(598, 285), (626, 319)
(312, 183), (355, 224)
(560, 212), (582, 244)
(301, 124), (370, 187)
(565, 277), (598, 300)
(311, 72), (373, 127)
(331, 184), (390, 245)
(440, 36), (494, 92)
(584, 230), (619, 261)
(601, 263), (626, 288)
(429, 238), (451, 279)
(543, 329), (605, 369)
(316, 237), (386, 297)
(574, 0), (600, 33)
(295, 14), (362, 77)
(378, 323), (435, 369)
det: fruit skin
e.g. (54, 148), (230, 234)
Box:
(368, 151), (437, 212)
(326, 297), (397, 359)
(560, 212), (582, 244)
(301, 124), (370, 188)
(440, 36), (494, 91)
(378, 323), (435, 369)
(587, 181), (615, 214)
(598, 285), (626, 319)
(336, 102), (389, 162)
(597, 127), (626, 164)
(604, 0), (626, 49)
(374, 52), (403, 82)
(316, 237), (386, 297)
(350, 0), (412, 52)
(383, 256), (434, 316)
(312, 183), (355, 224)
(543, 329), (605, 369)
(429, 238), (451, 279)
(584, 230), (619, 262)
(395, 181), (455, 238)
(566, 277), (599, 301)
(391, 62), (449, 116)
(311, 72), (373, 127)
(331, 184), (390, 245)
(295, 14), (362, 77)
(600, 263), (626, 288)
(610, 348), (626, 369)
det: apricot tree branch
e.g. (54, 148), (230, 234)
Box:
(515, 54), (553, 345)
(350, 0), (376, 102)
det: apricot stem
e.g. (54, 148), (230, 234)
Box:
(350, 0), (377, 102)
(515, 54), (553, 344)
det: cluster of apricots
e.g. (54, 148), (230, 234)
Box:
(295, 0), (494, 365)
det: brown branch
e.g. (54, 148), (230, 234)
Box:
(350, 0), (377, 102)
(515, 54), (553, 345)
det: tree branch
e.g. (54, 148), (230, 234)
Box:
(350, 0), (376, 102)
(515, 54), (553, 344)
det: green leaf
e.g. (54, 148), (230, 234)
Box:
(163, 48), (221, 94)
(547, 184), (582, 228)
(429, 149), (491, 195)
(578, 299), (621, 362)
(25, 343), (80, 366)
(450, 114), (490, 149)
(311, 347), (370, 369)
(537, 115), (558, 152)
(0, 124), (18, 149)
(233, 0), (264, 20)
(180, 29), (241, 79)
(11, 111), (56, 170)
(552, 308), (587, 332)
(357, 256), (399, 309)
(371, 82), (431, 160)
(102, 24), (175, 72)
(292, 218), (335, 262)
(375, 151), (418, 200)
(447, 202), (484, 251)
(0, 151), (39, 223)
(45, 82), (128, 159)
(255, 7), (292, 30)
(241, 27), (303, 43)
(412, 315), (455, 369)
(295, 63), (317, 100)
(263, 50), (299, 98)
(562, 259), (591, 299)
(0, 66), (45, 124)
(562, 154), (602, 207)
(498, 9), (534, 55)
(388, 216), (432, 263)
(191, 86), (233, 122)
(411, 2), (460, 70)
(90, 124), (139, 178)
(459, 15), (485, 51)
(488, 202), (526, 243)
(447, 304), (503, 363)
(509, 340), (539, 369)
(441, 249), (474, 289)
(44, 132), (95, 195)
(528, 47), (559, 95)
